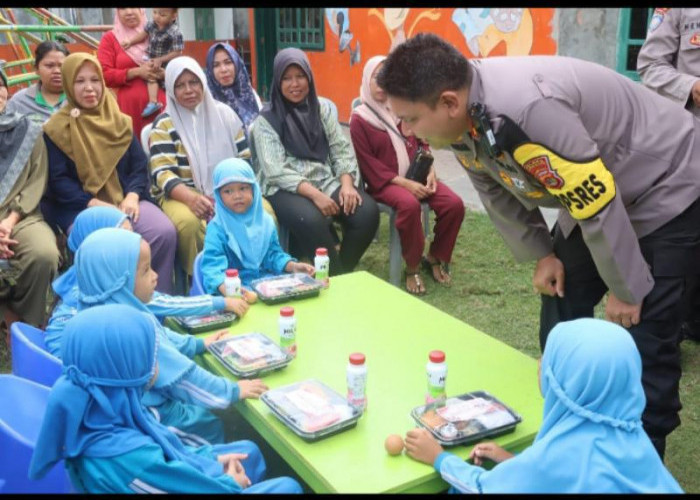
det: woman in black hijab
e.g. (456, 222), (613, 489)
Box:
(252, 48), (378, 276)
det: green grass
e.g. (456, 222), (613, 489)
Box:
(2, 208), (698, 492)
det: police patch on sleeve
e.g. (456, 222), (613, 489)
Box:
(513, 143), (616, 220)
(648, 8), (669, 32)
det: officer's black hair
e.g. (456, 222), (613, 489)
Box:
(377, 33), (472, 109)
(35, 40), (69, 68)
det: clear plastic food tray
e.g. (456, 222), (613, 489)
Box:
(411, 390), (522, 446)
(261, 379), (362, 441)
(171, 311), (237, 334)
(250, 273), (324, 304)
(207, 332), (291, 378)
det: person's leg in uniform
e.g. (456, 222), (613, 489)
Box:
(679, 272), (700, 342)
(132, 200), (177, 294)
(267, 190), (342, 274)
(630, 198), (700, 460)
(330, 187), (379, 273)
(538, 224), (608, 351)
(149, 399), (225, 445)
(160, 197), (206, 277)
(4, 216), (60, 327)
(426, 181), (465, 272)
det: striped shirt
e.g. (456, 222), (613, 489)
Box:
(251, 97), (360, 197)
(148, 112), (251, 199)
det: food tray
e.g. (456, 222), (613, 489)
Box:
(411, 390), (521, 446)
(261, 379), (362, 441)
(171, 311), (237, 334)
(250, 273), (324, 304)
(207, 332), (291, 378)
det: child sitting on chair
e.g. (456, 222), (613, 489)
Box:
(201, 158), (314, 295)
(121, 8), (183, 118)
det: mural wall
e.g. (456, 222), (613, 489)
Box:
(301, 8), (556, 122)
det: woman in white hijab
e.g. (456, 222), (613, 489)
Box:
(147, 56), (252, 278)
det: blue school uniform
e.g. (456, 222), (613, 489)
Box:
(201, 158), (294, 293)
(433, 319), (683, 494)
(67, 228), (242, 444)
(29, 305), (302, 494)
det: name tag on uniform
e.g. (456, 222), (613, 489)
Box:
(513, 143), (616, 220)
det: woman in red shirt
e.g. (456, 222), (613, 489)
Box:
(97, 8), (167, 137)
(350, 55), (465, 295)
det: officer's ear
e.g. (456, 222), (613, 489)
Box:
(437, 90), (462, 118)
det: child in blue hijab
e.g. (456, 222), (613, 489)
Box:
(201, 158), (314, 294)
(29, 304), (303, 494)
(403, 318), (683, 494)
(62, 227), (268, 445)
(45, 206), (249, 357)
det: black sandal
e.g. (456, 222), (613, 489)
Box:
(404, 269), (427, 296)
(421, 257), (452, 287)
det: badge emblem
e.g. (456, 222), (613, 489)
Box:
(690, 33), (700, 46)
(648, 8), (669, 32)
(523, 155), (565, 189)
(498, 171), (514, 187)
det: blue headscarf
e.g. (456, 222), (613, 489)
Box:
(51, 206), (128, 305)
(470, 319), (682, 493)
(205, 42), (260, 128)
(28, 305), (223, 480)
(209, 158), (275, 271)
(74, 228), (194, 391)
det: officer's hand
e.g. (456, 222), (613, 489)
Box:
(605, 293), (641, 329)
(532, 253), (565, 298)
(403, 178), (432, 200)
(692, 80), (700, 108)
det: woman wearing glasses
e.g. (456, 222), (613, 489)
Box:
(148, 56), (252, 279)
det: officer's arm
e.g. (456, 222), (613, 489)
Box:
(637, 9), (699, 107)
(466, 167), (552, 262)
(517, 99), (654, 305)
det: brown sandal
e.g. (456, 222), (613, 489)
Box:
(404, 270), (427, 296)
(421, 257), (452, 287)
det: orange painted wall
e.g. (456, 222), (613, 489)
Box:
(250, 8), (556, 123)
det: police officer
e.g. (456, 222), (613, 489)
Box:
(638, 8), (700, 342)
(638, 8), (700, 118)
(379, 33), (700, 460)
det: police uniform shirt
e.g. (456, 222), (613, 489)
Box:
(637, 8), (700, 118)
(451, 55), (700, 305)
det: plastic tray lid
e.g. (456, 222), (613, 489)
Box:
(411, 390), (522, 446)
(207, 332), (291, 378)
(173, 311), (237, 334)
(250, 273), (324, 303)
(261, 379), (362, 440)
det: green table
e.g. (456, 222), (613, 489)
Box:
(193, 271), (543, 493)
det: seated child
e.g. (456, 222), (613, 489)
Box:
(45, 206), (249, 357)
(29, 304), (303, 494)
(120, 8), (183, 118)
(54, 227), (267, 445)
(403, 318), (683, 494)
(201, 158), (314, 295)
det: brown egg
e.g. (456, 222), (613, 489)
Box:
(385, 434), (405, 456)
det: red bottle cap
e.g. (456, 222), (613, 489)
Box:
(316, 247), (328, 256)
(349, 352), (365, 365)
(429, 350), (445, 363)
(280, 306), (295, 317)
(225, 269), (239, 278)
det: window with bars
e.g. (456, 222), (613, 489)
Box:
(616, 8), (654, 81)
(276, 8), (324, 51)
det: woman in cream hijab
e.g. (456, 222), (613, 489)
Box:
(147, 56), (260, 278)
(42, 52), (177, 293)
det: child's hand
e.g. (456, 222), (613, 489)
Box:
(151, 57), (163, 69)
(203, 330), (230, 348)
(237, 379), (268, 399)
(469, 442), (514, 466)
(227, 297), (250, 317)
(242, 288), (258, 304)
(404, 428), (444, 466)
(121, 39), (131, 49)
(288, 262), (316, 276)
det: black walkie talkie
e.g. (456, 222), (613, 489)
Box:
(469, 103), (501, 157)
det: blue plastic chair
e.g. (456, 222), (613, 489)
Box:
(0, 374), (73, 493)
(10, 322), (62, 388)
(189, 251), (205, 296)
